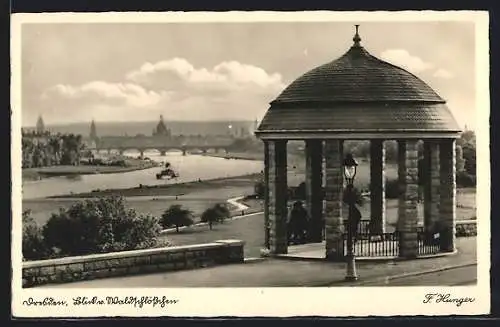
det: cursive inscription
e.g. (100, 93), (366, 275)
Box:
(73, 296), (179, 308)
(23, 297), (68, 307)
(423, 293), (475, 307)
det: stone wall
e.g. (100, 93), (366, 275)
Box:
(23, 239), (245, 288)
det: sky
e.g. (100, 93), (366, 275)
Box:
(20, 21), (476, 129)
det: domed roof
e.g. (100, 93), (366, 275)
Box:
(257, 26), (461, 138)
(273, 45), (444, 104)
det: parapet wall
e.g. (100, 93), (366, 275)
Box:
(23, 239), (244, 288)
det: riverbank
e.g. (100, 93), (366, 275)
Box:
(46, 172), (262, 199)
(22, 159), (159, 181)
(23, 175), (261, 227)
(202, 151), (264, 161)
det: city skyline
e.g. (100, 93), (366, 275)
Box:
(21, 21), (476, 129)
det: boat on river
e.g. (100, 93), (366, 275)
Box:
(156, 166), (179, 180)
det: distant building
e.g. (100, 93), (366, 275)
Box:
(90, 119), (98, 140)
(153, 115), (171, 137)
(36, 115), (45, 134)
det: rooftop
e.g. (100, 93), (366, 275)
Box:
(256, 26), (461, 138)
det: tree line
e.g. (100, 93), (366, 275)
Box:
(22, 131), (85, 168)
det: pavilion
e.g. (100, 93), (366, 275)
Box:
(255, 26), (461, 260)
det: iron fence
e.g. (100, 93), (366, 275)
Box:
(417, 231), (441, 255)
(342, 232), (399, 257)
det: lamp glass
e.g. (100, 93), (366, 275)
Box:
(344, 165), (356, 180)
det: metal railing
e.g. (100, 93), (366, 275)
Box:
(342, 232), (399, 257)
(417, 231), (441, 255)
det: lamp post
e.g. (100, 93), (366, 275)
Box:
(343, 153), (359, 281)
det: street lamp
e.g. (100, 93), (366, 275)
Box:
(343, 153), (359, 281)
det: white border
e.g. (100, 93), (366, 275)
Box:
(11, 11), (490, 317)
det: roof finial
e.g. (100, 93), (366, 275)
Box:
(353, 24), (361, 47)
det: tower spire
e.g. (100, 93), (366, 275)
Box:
(90, 118), (97, 140)
(353, 24), (361, 47)
(36, 114), (45, 134)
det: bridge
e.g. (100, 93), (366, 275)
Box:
(87, 135), (235, 157)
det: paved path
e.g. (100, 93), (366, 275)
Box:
(40, 237), (476, 288)
(357, 264), (477, 286)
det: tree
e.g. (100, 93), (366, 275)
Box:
(42, 195), (162, 257)
(22, 210), (49, 260)
(201, 208), (218, 230)
(213, 203), (230, 223)
(201, 203), (230, 230)
(456, 144), (465, 172)
(160, 205), (194, 232)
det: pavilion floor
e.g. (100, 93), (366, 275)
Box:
(281, 239), (457, 261)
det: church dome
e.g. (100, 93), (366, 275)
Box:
(257, 27), (460, 135)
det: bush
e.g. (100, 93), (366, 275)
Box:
(22, 210), (50, 260)
(254, 180), (265, 199)
(456, 171), (476, 188)
(385, 179), (400, 199)
(42, 195), (163, 257)
(160, 204), (194, 232)
(455, 222), (477, 237)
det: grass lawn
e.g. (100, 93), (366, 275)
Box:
(163, 213), (266, 258)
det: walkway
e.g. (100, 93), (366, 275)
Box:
(40, 237), (476, 288)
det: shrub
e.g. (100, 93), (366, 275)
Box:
(42, 195), (162, 257)
(160, 205), (194, 232)
(22, 210), (50, 260)
(455, 222), (477, 237)
(456, 171), (476, 188)
(254, 180), (265, 199)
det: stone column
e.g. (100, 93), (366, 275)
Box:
(439, 139), (457, 252)
(263, 141), (270, 249)
(397, 140), (419, 258)
(423, 140), (440, 233)
(265, 140), (288, 254)
(324, 139), (344, 260)
(370, 139), (386, 234)
(305, 139), (324, 242)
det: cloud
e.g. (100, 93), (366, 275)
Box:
(126, 58), (285, 96)
(433, 68), (454, 79)
(40, 58), (285, 122)
(42, 81), (167, 107)
(380, 49), (434, 73)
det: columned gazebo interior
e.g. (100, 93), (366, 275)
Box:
(256, 27), (461, 260)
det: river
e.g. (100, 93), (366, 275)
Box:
(22, 150), (264, 199)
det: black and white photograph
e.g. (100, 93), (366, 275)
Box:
(11, 11), (490, 317)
